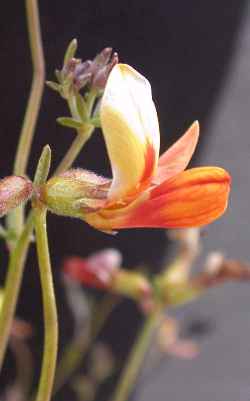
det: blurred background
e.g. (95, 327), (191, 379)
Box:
(0, 1), (250, 400)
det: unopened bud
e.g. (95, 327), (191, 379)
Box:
(0, 176), (33, 217)
(39, 169), (110, 219)
(92, 50), (119, 90)
(93, 47), (113, 68)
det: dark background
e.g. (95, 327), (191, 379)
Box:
(0, 1), (249, 400)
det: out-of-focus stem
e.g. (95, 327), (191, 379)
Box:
(34, 207), (58, 401)
(0, 213), (34, 371)
(0, 146), (51, 372)
(111, 311), (161, 401)
(54, 295), (117, 394)
(9, 336), (34, 399)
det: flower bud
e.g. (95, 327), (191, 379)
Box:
(91, 49), (118, 90)
(0, 176), (33, 217)
(39, 169), (110, 219)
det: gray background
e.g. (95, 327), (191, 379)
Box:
(137, 5), (250, 401)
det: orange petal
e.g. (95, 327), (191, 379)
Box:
(100, 64), (160, 202)
(114, 167), (231, 228)
(154, 121), (199, 184)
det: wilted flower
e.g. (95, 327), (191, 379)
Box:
(63, 249), (152, 301)
(41, 64), (230, 232)
(63, 248), (122, 289)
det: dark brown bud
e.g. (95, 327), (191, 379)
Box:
(0, 176), (33, 217)
(92, 50), (119, 90)
(93, 47), (113, 69)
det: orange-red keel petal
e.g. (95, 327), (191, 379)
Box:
(116, 167), (231, 228)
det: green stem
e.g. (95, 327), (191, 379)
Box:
(53, 124), (94, 175)
(0, 145), (51, 372)
(86, 89), (98, 117)
(110, 312), (161, 401)
(14, 0), (45, 176)
(34, 207), (58, 401)
(0, 213), (34, 370)
(8, 0), (45, 237)
(54, 89), (98, 176)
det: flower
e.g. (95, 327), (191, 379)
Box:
(84, 64), (231, 231)
(63, 249), (152, 300)
(42, 64), (230, 232)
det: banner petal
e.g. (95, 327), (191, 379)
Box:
(100, 64), (160, 202)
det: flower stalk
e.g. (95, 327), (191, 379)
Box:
(33, 206), (58, 401)
(0, 213), (34, 370)
(111, 311), (162, 401)
(7, 0), (45, 237)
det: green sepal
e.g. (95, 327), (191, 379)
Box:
(55, 69), (63, 83)
(46, 81), (61, 92)
(64, 38), (78, 65)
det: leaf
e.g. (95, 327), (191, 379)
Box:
(57, 117), (83, 129)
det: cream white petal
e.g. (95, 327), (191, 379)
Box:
(100, 64), (160, 201)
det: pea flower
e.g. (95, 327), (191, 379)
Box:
(41, 64), (230, 232)
(63, 248), (122, 289)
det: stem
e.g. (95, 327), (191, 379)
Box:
(53, 124), (94, 175)
(14, 0), (45, 176)
(0, 123), (86, 372)
(9, 336), (34, 398)
(34, 207), (58, 401)
(8, 0), (45, 237)
(54, 295), (117, 394)
(0, 213), (34, 370)
(0, 146), (51, 372)
(54, 89), (98, 176)
(110, 312), (161, 401)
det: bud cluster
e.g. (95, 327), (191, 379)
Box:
(46, 40), (118, 133)
(63, 47), (118, 92)
(47, 40), (118, 98)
